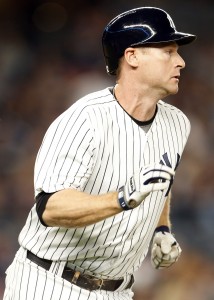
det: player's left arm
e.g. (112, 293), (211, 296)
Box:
(151, 192), (182, 269)
(156, 191), (171, 230)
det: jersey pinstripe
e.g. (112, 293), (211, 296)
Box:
(18, 87), (191, 279)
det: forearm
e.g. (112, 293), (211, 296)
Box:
(157, 192), (171, 229)
(42, 189), (122, 228)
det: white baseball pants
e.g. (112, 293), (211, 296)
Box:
(3, 248), (134, 300)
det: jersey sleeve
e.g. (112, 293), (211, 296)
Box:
(34, 107), (96, 195)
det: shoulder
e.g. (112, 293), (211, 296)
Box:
(50, 87), (115, 126)
(157, 100), (190, 129)
(71, 87), (114, 110)
(65, 87), (115, 117)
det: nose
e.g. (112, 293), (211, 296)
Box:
(177, 53), (185, 69)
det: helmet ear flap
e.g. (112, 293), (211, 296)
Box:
(104, 56), (118, 76)
(102, 7), (196, 75)
(102, 37), (121, 75)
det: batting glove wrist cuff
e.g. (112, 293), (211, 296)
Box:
(118, 187), (132, 210)
(155, 225), (170, 234)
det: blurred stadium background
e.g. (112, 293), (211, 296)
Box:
(0, 0), (213, 299)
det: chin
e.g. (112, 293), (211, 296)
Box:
(168, 86), (179, 95)
(171, 89), (179, 95)
(160, 85), (179, 99)
(161, 89), (178, 99)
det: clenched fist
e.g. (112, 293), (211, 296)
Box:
(151, 229), (182, 269)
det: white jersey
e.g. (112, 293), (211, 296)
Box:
(18, 87), (190, 279)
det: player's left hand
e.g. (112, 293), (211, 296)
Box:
(151, 230), (182, 269)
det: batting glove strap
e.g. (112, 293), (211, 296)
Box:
(151, 231), (182, 269)
(118, 187), (131, 210)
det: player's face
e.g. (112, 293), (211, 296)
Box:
(136, 42), (185, 97)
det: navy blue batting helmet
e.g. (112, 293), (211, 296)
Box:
(102, 7), (196, 75)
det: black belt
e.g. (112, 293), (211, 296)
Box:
(27, 251), (134, 292)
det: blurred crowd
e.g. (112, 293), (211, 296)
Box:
(0, 1), (213, 299)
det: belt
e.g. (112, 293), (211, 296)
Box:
(27, 251), (134, 291)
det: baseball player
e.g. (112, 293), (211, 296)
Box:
(3, 7), (196, 300)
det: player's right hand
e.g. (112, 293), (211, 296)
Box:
(117, 164), (175, 210)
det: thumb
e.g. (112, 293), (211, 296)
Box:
(161, 241), (171, 254)
(160, 236), (174, 254)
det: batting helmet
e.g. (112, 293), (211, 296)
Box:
(102, 7), (196, 75)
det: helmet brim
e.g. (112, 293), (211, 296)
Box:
(131, 32), (196, 47)
(171, 33), (197, 45)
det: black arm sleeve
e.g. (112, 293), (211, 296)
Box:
(36, 191), (55, 227)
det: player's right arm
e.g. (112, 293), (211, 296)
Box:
(42, 189), (121, 228)
(40, 164), (174, 228)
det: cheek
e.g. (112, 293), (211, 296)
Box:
(142, 66), (163, 83)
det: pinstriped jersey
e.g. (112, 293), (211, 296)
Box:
(18, 87), (190, 279)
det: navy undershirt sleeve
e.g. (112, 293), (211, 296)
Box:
(36, 191), (55, 227)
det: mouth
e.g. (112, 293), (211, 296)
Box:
(172, 75), (180, 81)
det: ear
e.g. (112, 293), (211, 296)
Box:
(124, 47), (139, 68)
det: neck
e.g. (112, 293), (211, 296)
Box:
(114, 83), (159, 122)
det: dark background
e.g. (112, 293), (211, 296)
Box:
(0, 0), (213, 299)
